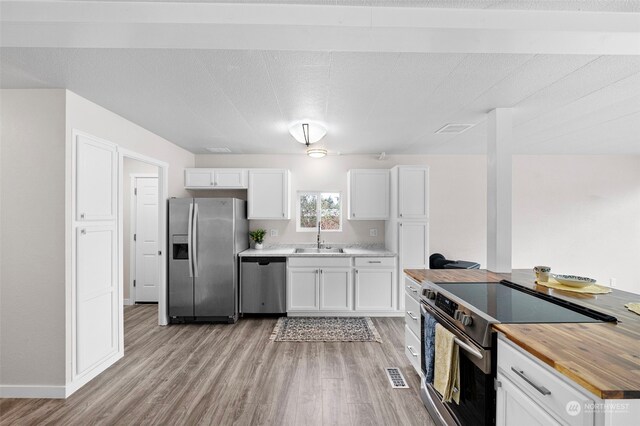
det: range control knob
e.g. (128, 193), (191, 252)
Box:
(460, 314), (473, 326)
(454, 310), (473, 326)
(424, 289), (436, 300)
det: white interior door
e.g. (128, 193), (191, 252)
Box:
(74, 132), (119, 378)
(133, 177), (159, 302)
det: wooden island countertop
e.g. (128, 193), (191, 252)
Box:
(405, 268), (640, 400)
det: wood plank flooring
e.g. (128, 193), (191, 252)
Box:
(1, 305), (435, 426)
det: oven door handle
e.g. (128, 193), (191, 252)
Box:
(421, 303), (485, 360)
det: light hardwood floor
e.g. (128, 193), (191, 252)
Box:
(1, 305), (435, 426)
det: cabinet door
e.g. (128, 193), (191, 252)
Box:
(288, 268), (319, 311)
(496, 373), (561, 426)
(214, 169), (247, 188)
(76, 134), (117, 221)
(398, 166), (428, 219)
(248, 169), (290, 219)
(399, 222), (428, 269)
(319, 268), (352, 311)
(185, 169), (214, 188)
(348, 170), (389, 220)
(76, 225), (118, 375)
(354, 268), (395, 311)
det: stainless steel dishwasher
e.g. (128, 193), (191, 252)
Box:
(240, 257), (286, 314)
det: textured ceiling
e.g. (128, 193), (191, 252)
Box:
(70, 0), (640, 13)
(2, 48), (639, 155)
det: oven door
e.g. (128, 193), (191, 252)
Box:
(420, 302), (495, 426)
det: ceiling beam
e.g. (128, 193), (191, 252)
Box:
(1, 1), (639, 55)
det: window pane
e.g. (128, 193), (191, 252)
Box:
(299, 193), (318, 228)
(321, 193), (341, 230)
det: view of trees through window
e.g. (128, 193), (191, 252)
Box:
(299, 192), (341, 231)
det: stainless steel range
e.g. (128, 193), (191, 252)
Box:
(419, 279), (617, 426)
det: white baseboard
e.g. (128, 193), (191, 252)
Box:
(0, 385), (67, 399)
(123, 299), (133, 306)
(66, 351), (123, 398)
(287, 311), (404, 317)
(1, 351), (124, 399)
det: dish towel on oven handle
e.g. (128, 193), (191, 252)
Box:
(433, 323), (461, 404)
(423, 312), (437, 384)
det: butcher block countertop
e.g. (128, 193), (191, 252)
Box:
(405, 268), (640, 400)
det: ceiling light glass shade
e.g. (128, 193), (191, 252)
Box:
(307, 148), (327, 158)
(289, 121), (327, 144)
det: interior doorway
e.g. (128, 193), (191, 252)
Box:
(118, 149), (169, 325)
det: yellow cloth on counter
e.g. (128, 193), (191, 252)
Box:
(536, 277), (611, 294)
(625, 303), (640, 316)
(433, 323), (460, 404)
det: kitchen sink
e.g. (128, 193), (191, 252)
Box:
(295, 248), (344, 254)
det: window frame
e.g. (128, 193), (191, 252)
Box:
(296, 191), (343, 233)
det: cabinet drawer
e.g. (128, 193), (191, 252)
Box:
(498, 337), (594, 426)
(405, 325), (421, 374)
(404, 276), (421, 300)
(288, 257), (352, 268)
(404, 291), (421, 337)
(354, 257), (395, 267)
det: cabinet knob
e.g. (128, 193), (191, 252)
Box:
(80, 229), (86, 235)
(80, 213), (85, 219)
(282, 212), (285, 217)
(400, 213), (403, 217)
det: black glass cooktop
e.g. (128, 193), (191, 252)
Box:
(435, 281), (616, 323)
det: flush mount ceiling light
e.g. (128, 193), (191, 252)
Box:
(288, 120), (327, 145)
(289, 120), (328, 158)
(306, 147), (327, 158)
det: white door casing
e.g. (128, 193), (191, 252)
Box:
(133, 177), (159, 303)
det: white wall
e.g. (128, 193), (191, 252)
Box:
(65, 91), (194, 199)
(195, 154), (488, 264)
(512, 155), (640, 294)
(123, 158), (158, 302)
(1, 89), (67, 389)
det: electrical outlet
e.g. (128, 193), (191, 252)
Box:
(610, 278), (616, 288)
(270, 229), (278, 237)
(369, 228), (378, 237)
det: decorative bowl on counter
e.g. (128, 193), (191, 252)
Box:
(552, 274), (597, 288)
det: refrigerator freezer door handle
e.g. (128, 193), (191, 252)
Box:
(188, 201), (194, 277)
(193, 202), (199, 278)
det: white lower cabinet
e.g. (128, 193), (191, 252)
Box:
(496, 372), (562, 426)
(287, 256), (397, 314)
(319, 268), (352, 311)
(497, 335), (594, 426)
(354, 267), (395, 311)
(288, 268), (319, 311)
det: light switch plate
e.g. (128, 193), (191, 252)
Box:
(370, 228), (378, 237)
(271, 229), (278, 237)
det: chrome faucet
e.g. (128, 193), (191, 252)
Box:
(317, 221), (322, 249)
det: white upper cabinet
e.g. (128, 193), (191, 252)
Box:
(184, 168), (247, 189)
(76, 133), (117, 222)
(390, 165), (429, 220)
(248, 169), (291, 220)
(347, 169), (390, 220)
(214, 169), (247, 188)
(397, 166), (429, 220)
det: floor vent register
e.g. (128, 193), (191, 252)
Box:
(385, 367), (409, 389)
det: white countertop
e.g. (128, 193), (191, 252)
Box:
(239, 247), (396, 257)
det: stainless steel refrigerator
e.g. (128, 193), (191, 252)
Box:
(168, 198), (248, 323)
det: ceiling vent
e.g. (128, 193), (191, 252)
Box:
(435, 123), (475, 134)
(205, 147), (232, 153)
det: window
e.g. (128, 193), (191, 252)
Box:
(297, 192), (342, 232)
